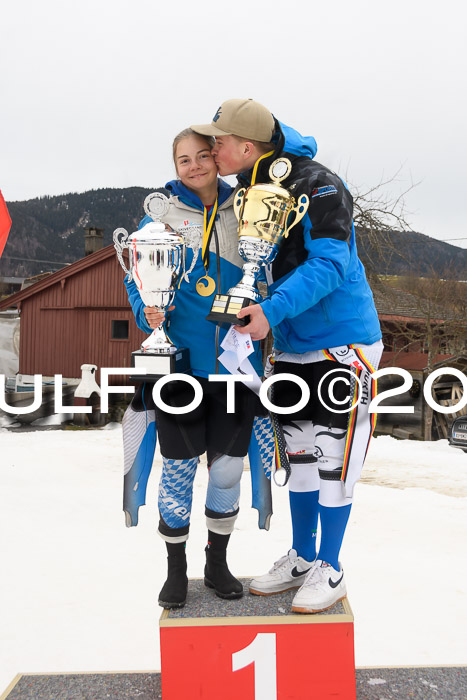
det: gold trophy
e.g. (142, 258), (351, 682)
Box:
(207, 158), (309, 325)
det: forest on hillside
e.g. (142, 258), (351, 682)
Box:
(1, 187), (467, 279)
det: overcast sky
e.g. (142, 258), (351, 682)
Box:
(1, 0), (466, 247)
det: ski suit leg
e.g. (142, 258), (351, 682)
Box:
(122, 383), (157, 527)
(282, 420), (319, 562)
(158, 456), (199, 543)
(205, 453), (244, 535)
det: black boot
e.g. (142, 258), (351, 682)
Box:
(204, 531), (243, 599)
(158, 542), (188, 609)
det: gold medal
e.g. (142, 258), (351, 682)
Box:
(196, 275), (216, 297)
(193, 202), (218, 298)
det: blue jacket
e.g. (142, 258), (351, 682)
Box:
(240, 121), (382, 353)
(124, 179), (263, 377)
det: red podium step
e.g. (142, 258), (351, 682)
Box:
(160, 578), (356, 699)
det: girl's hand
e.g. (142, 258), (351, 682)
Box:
(143, 305), (175, 329)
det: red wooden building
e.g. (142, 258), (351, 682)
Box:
(0, 246), (145, 384)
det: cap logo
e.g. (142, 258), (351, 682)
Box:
(212, 106), (222, 122)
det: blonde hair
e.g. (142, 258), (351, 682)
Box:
(172, 128), (215, 172)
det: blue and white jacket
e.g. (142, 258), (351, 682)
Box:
(124, 178), (263, 376)
(239, 121), (382, 353)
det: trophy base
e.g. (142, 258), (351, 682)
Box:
(206, 294), (254, 326)
(130, 347), (190, 381)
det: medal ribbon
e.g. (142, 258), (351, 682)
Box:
(251, 150), (275, 186)
(201, 199), (218, 271)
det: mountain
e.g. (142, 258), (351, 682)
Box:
(357, 228), (467, 279)
(1, 188), (154, 278)
(1, 187), (467, 279)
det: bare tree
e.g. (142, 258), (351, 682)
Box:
(348, 168), (419, 280)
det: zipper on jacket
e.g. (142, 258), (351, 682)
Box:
(213, 223), (221, 374)
(320, 297), (330, 323)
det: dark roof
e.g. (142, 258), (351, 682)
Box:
(0, 245), (116, 310)
(0, 276), (25, 284)
(380, 351), (467, 371)
(371, 283), (447, 321)
(380, 351), (454, 371)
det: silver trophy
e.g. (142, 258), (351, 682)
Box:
(113, 192), (190, 378)
(207, 158), (309, 325)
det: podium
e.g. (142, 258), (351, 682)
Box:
(160, 578), (356, 699)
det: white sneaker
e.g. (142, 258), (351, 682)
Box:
(249, 549), (314, 595)
(292, 560), (346, 613)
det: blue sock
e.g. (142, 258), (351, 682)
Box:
(317, 503), (352, 570)
(289, 490), (319, 562)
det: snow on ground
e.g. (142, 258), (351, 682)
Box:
(362, 435), (467, 497)
(0, 428), (466, 691)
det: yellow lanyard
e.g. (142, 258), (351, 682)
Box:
(201, 199), (218, 269)
(251, 151), (275, 186)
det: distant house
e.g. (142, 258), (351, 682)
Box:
(0, 276), (25, 296)
(0, 246), (146, 384)
(370, 282), (467, 440)
(373, 352), (467, 440)
(373, 283), (467, 358)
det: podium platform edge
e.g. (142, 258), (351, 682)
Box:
(160, 596), (354, 627)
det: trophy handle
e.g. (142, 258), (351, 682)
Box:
(285, 194), (309, 237)
(233, 188), (246, 222)
(113, 228), (131, 276)
(144, 191), (170, 222)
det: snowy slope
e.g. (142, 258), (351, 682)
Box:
(0, 428), (466, 690)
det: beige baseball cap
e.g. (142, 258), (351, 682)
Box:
(191, 98), (274, 142)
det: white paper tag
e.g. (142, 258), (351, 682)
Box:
(220, 326), (255, 365)
(219, 326), (261, 395)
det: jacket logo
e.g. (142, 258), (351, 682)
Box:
(311, 185), (338, 198)
(213, 107), (222, 122)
